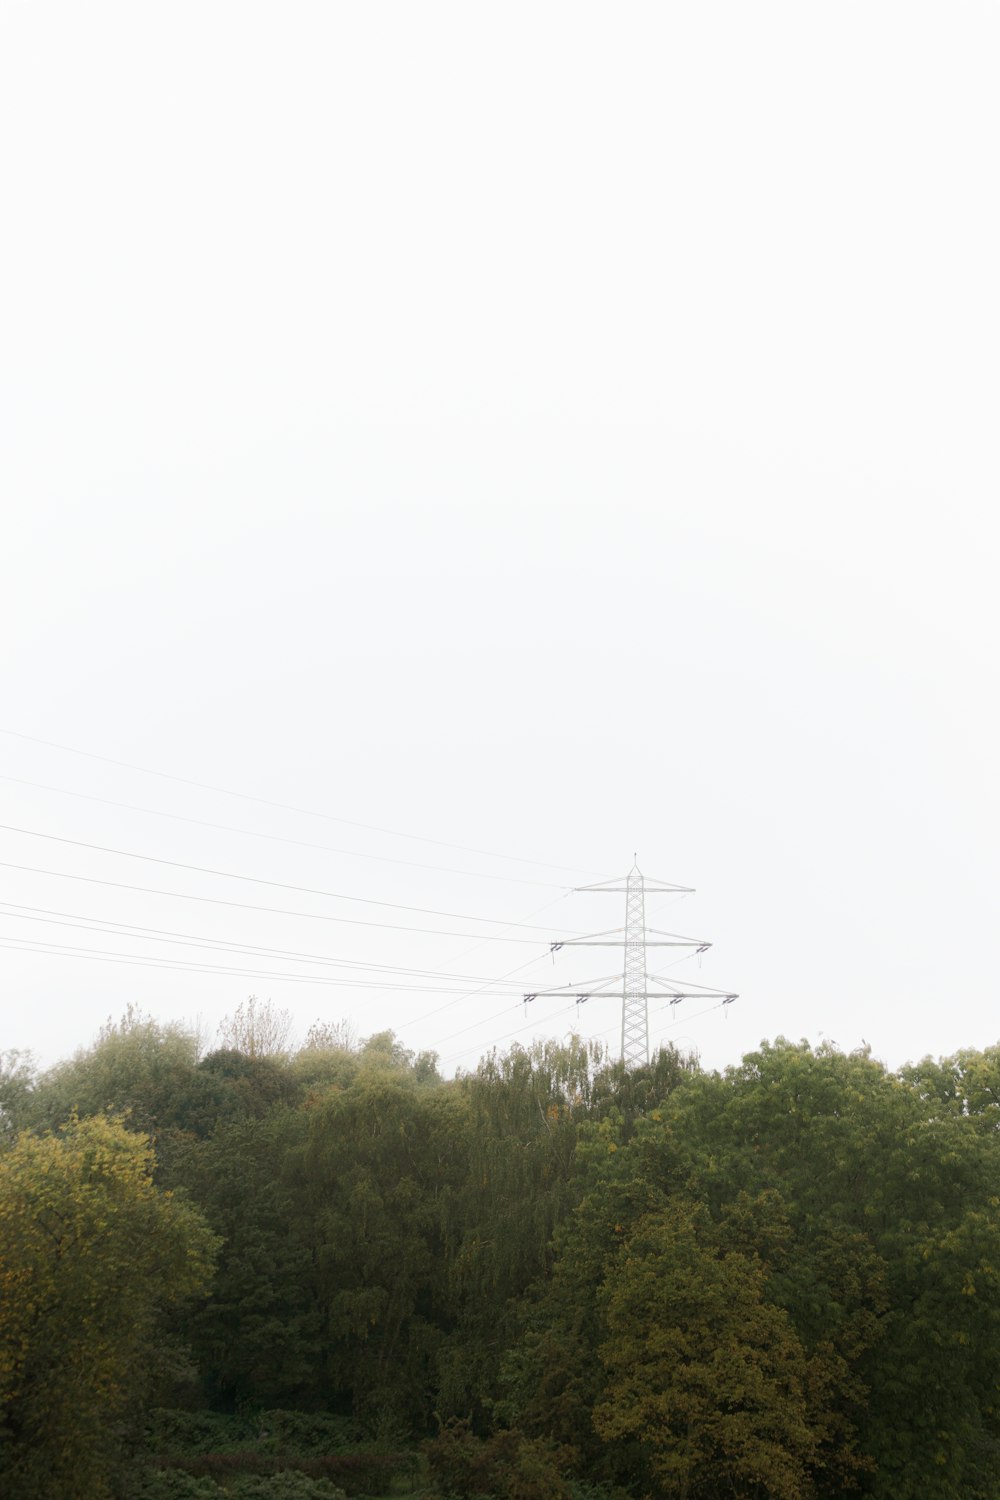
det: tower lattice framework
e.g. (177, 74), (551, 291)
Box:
(525, 859), (737, 1068)
(622, 865), (649, 1065)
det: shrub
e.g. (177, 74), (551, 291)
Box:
(226, 1475), (348, 1500)
(129, 1471), (348, 1500)
(129, 1472), (222, 1500)
(256, 1410), (362, 1454)
(423, 1420), (576, 1500)
(147, 1451), (411, 1497)
(146, 1410), (255, 1455)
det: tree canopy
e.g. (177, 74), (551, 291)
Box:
(6, 1015), (1000, 1498)
(0, 1112), (217, 1499)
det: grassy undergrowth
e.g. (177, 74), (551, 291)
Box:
(131, 1410), (422, 1500)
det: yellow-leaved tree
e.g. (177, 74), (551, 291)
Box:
(593, 1201), (818, 1499)
(0, 1113), (218, 1500)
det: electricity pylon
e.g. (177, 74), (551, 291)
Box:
(525, 860), (737, 1067)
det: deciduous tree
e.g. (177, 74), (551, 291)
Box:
(0, 1114), (217, 1499)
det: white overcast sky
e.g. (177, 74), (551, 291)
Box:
(1, 2), (998, 1077)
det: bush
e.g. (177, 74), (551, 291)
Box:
(146, 1452), (411, 1497)
(129, 1473), (222, 1500)
(146, 1408), (363, 1460)
(141, 1406), (412, 1496)
(226, 1475), (348, 1500)
(256, 1411), (363, 1454)
(129, 1472), (348, 1500)
(146, 1410), (256, 1455)
(423, 1421), (576, 1500)
(567, 1485), (630, 1500)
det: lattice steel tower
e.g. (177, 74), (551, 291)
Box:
(525, 860), (737, 1067)
(622, 864), (650, 1064)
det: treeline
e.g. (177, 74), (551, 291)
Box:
(4, 1007), (1000, 1499)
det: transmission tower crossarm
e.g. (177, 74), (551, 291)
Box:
(552, 925), (709, 949)
(554, 941), (705, 949)
(554, 934), (709, 949)
(648, 971), (737, 994)
(525, 984), (736, 1002)
(575, 876), (694, 894)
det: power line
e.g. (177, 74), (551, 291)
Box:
(436, 995), (585, 1066)
(649, 998), (731, 1047)
(0, 895), (563, 1051)
(424, 892), (572, 973)
(0, 774), (566, 890)
(395, 953), (549, 1034)
(436, 992), (733, 1071)
(433, 998), (534, 1060)
(0, 860), (569, 943)
(0, 729), (601, 877)
(389, 895), (578, 1039)
(0, 935), (547, 995)
(0, 903), (546, 984)
(0, 824), (581, 932)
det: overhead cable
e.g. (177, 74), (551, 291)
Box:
(0, 860), (566, 942)
(0, 936), (548, 996)
(0, 825), (581, 932)
(0, 774), (566, 889)
(0, 904), (546, 984)
(394, 953), (550, 1034)
(0, 729), (601, 876)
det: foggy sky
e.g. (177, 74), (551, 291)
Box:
(1, 2), (997, 1077)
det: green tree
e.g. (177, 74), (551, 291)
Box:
(903, 1044), (1000, 1127)
(593, 1200), (817, 1499)
(438, 1039), (602, 1421)
(0, 1050), (35, 1137)
(169, 1105), (322, 1407)
(29, 1006), (218, 1158)
(292, 1062), (457, 1423)
(0, 1114), (218, 1500)
(671, 1039), (1000, 1497)
(217, 995), (294, 1059)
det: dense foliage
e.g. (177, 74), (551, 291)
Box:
(4, 1012), (1000, 1497)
